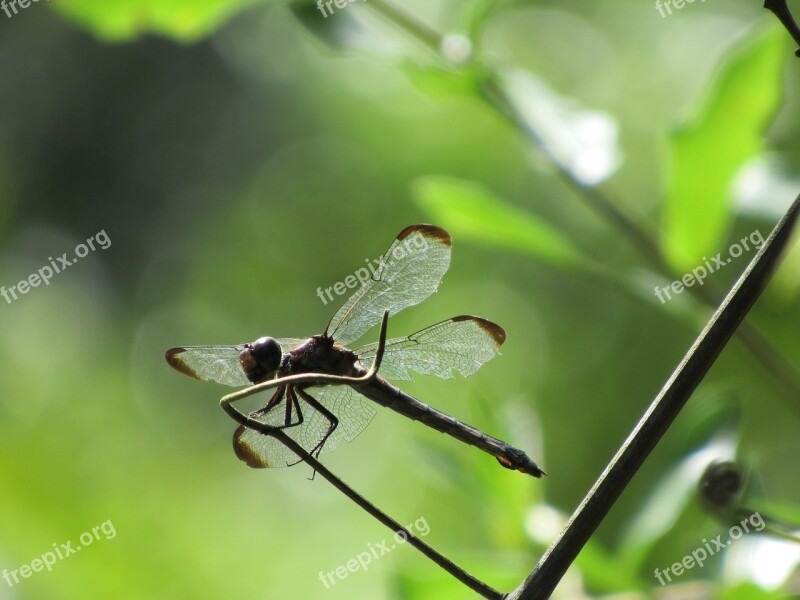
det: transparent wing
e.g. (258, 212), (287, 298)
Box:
(165, 345), (248, 386)
(356, 316), (506, 381)
(165, 338), (304, 387)
(326, 224), (451, 346)
(233, 384), (377, 468)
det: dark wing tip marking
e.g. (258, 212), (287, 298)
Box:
(165, 348), (201, 380)
(452, 315), (506, 346)
(233, 426), (270, 468)
(397, 224), (452, 247)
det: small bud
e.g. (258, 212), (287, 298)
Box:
(699, 460), (746, 510)
(440, 35), (472, 65)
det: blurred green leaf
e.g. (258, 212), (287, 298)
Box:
(719, 582), (785, 600)
(681, 391), (741, 453)
(461, 0), (510, 39)
(412, 176), (589, 270)
(756, 500), (800, 532)
(663, 27), (787, 271)
(393, 572), (466, 600)
(52, 0), (264, 41)
(574, 539), (646, 593)
(290, 0), (368, 49)
(769, 227), (800, 304)
(402, 63), (484, 99)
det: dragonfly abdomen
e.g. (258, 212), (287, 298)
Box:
(358, 379), (544, 477)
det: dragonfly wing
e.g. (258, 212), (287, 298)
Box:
(165, 345), (249, 387)
(356, 316), (506, 381)
(326, 225), (451, 346)
(233, 396), (302, 470)
(165, 338), (303, 387)
(233, 384), (377, 468)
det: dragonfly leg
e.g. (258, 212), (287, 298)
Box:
(265, 386), (286, 411)
(282, 386), (303, 428)
(249, 385), (304, 432)
(230, 385), (302, 434)
(283, 388), (310, 468)
(296, 386), (339, 459)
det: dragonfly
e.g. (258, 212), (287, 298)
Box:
(166, 224), (543, 477)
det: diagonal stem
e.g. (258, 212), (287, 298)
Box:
(226, 411), (505, 599)
(367, 0), (442, 51)
(223, 309), (504, 599)
(365, 0), (800, 409)
(765, 0), (800, 56)
(507, 193), (800, 599)
(479, 75), (668, 271)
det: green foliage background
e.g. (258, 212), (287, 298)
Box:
(1, 1), (799, 598)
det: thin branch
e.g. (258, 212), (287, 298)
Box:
(765, 0), (800, 56)
(367, 0), (664, 271)
(367, 0), (443, 52)
(226, 413), (505, 599)
(479, 75), (668, 271)
(507, 193), (800, 599)
(222, 311), (504, 599)
(363, 0), (800, 410)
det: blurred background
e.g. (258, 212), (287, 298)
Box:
(1, 0), (800, 598)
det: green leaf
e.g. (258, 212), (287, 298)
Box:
(461, 0), (509, 39)
(663, 27), (787, 271)
(573, 539), (646, 593)
(52, 0), (264, 42)
(289, 0), (368, 50)
(402, 63), (484, 99)
(719, 582), (785, 600)
(412, 176), (588, 270)
(769, 226), (800, 304)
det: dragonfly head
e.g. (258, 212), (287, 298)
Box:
(239, 337), (283, 383)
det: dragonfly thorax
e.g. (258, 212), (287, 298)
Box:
(286, 335), (359, 378)
(239, 337), (282, 383)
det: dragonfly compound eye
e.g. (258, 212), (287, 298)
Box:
(239, 337), (282, 383)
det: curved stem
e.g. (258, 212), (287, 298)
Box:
(220, 310), (388, 410)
